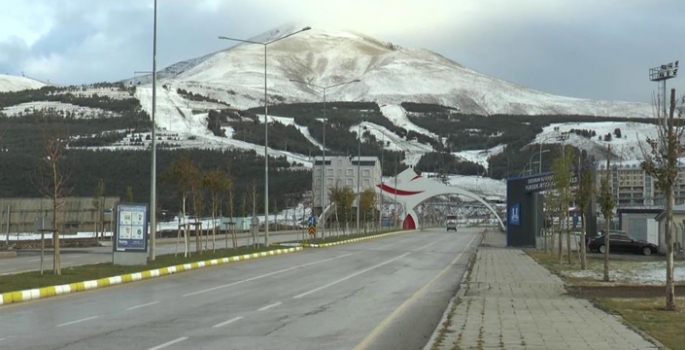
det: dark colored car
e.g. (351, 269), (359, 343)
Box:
(587, 232), (659, 256)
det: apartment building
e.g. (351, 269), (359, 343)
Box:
(312, 156), (382, 212)
(596, 160), (685, 207)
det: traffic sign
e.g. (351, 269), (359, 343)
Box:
(308, 225), (317, 235)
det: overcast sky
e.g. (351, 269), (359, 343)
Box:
(0, 0), (683, 103)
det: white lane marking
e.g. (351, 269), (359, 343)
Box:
(257, 302), (282, 312)
(412, 234), (454, 251)
(27, 258), (41, 262)
(212, 316), (243, 328)
(126, 301), (160, 310)
(293, 252), (411, 299)
(146, 337), (189, 350)
(183, 252), (356, 297)
(56, 315), (100, 327)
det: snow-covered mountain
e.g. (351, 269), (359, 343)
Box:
(0, 74), (45, 92)
(129, 24), (652, 118)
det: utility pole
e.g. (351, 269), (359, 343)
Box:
(356, 123), (361, 233)
(149, 0), (158, 261)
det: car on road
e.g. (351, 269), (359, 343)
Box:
(446, 215), (457, 232)
(587, 232), (659, 256)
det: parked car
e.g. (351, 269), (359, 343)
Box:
(587, 232), (659, 256)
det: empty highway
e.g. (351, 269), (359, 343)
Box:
(0, 228), (480, 350)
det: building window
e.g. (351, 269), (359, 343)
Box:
(347, 169), (354, 176)
(363, 169), (371, 177)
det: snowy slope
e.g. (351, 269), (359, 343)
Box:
(532, 121), (659, 160)
(350, 121), (433, 166)
(132, 24), (652, 118)
(453, 144), (505, 169)
(380, 104), (438, 138)
(2, 101), (118, 118)
(0, 74), (45, 92)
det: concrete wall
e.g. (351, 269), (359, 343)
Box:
(0, 197), (120, 234)
(657, 214), (685, 254)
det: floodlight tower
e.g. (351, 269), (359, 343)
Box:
(649, 61), (679, 127)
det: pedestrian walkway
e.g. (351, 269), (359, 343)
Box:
(428, 247), (658, 349)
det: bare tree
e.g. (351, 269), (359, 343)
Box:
(204, 168), (231, 252)
(597, 145), (615, 282)
(188, 166), (204, 255)
(575, 162), (594, 270)
(227, 179), (237, 249)
(35, 125), (71, 275)
(126, 186), (134, 202)
(92, 178), (105, 243)
(329, 185), (355, 234)
(161, 154), (195, 257)
(359, 188), (376, 233)
(551, 147), (573, 263)
(641, 89), (684, 311)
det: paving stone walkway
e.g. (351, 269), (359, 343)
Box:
(428, 231), (659, 350)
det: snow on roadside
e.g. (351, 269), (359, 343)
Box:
(563, 261), (685, 285)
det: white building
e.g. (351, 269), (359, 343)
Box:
(312, 156), (382, 212)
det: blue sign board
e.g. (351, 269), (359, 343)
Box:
(509, 203), (521, 226)
(114, 203), (148, 252)
(308, 215), (318, 226)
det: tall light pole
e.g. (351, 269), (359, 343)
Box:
(149, 0), (158, 261)
(649, 61), (679, 129)
(289, 78), (360, 237)
(356, 123), (362, 232)
(219, 26), (310, 247)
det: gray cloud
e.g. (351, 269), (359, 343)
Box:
(0, 0), (683, 103)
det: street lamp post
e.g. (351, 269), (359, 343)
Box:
(357, 123), (362, 233)
(289, 78), (360, 238)
(219, 26), (310, 247)
(149, 0), (158, 261)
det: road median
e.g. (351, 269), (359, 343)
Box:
(302, 229), (408, 248)
(0, 246), (301, 307)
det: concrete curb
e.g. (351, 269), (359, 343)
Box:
(302, 230), (406, 248)
(0, 247), (302, 307)
(422, 232), (482, 350)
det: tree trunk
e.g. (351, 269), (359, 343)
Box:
(580, 212), (587, 270)
(566, 215), (571, 264)
(183, 195), (189, 258)
(666, 188), (676, 310)
(52, 165), (61, 275)
(558, 216), (563, 263)
(603, 216), (610, 282)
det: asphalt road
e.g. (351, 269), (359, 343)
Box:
(0, 231), (308, 275)
(0, 227), (480, 350)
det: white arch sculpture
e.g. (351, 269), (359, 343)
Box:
(378, 168), (505, 230)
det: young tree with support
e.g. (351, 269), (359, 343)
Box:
(598, 145), (615, 282)
(36, 124), (71, 276)
(161, 154), (195, 257)
(92, 178), (105, 243)
(204, 168), (231, 252)
(575, 160), (594, 270)
(641, 89), (684, 311)
(359, 188), (376, 233)
(551, 147), (573, 263)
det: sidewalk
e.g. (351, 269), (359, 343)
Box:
(428, 231), (659, 350)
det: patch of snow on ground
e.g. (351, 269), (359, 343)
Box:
(270, 116), (324, 150)
(2, 101), (118, 118)
(563, 261), (685, 285)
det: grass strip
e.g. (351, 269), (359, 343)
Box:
(595, 297), (685, 350)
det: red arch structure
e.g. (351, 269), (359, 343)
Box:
(379, 168), (505, 230)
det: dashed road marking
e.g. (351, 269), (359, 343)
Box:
(147, 337), (189, 350)
(212, 316), (243, 328)
(126, 301), (160, 310)
(56, 315), (100, 327)
(257, 302), (282, 312)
